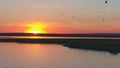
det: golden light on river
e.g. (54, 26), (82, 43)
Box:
(25, 23), (47, 34)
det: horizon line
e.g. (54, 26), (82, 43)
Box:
(0, 33), (120, 37)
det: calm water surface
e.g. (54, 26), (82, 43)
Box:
(0, 42), (120, 68)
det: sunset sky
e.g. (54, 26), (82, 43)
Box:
(0, 0), (120, 33)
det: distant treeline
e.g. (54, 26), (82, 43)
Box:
(0, 33), (120, 37)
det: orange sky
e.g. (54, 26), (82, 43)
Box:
(0, 20), (120, 33)
(0, 0), (120, 33)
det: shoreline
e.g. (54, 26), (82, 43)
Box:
(0, 38), (120, 54)
(0, 33), (120, 37)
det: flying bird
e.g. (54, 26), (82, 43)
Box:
(105, 0), (108, 4)
(61, 13), (65, 15)
(72, 16), (76, 19)
(102, 18), (105, 21)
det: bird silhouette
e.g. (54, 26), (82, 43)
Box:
(102, 18), (105, 21)
(61, 13), (65, 15)
(105, 0), (108, 4)
(72, 16), (76, 19)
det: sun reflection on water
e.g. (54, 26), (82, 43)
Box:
(29, 36), (42, 39)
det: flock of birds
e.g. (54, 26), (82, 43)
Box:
(61, 0), (108, 21)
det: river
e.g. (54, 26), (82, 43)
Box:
(0, 42), (120, 68)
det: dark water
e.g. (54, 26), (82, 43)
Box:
(0, 42), (120, 68)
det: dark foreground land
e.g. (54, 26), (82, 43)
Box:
(0, 37), (120, 54)
(1, 33), (120, 37)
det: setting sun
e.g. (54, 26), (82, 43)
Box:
(31, 30), (41, 34)
(25, 23), (47, 34)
